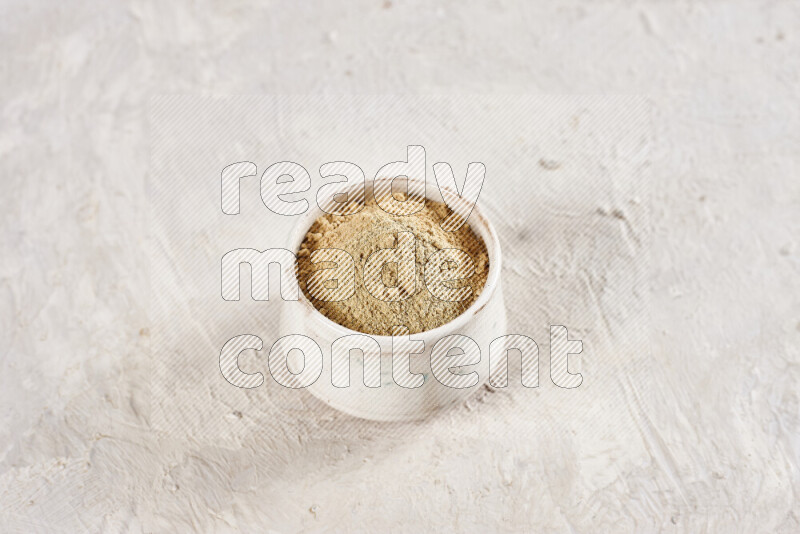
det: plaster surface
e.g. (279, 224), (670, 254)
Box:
(1, 1), (798, 532)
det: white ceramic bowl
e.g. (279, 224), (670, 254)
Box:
(280, 179), (506, 421)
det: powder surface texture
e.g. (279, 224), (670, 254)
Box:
(297, 197), (489, 335)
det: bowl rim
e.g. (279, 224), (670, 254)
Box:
(288, 177), (503, 342)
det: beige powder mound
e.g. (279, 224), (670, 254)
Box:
(298, 196), (489, 335)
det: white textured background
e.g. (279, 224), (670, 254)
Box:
(1, 1), (799, 532)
